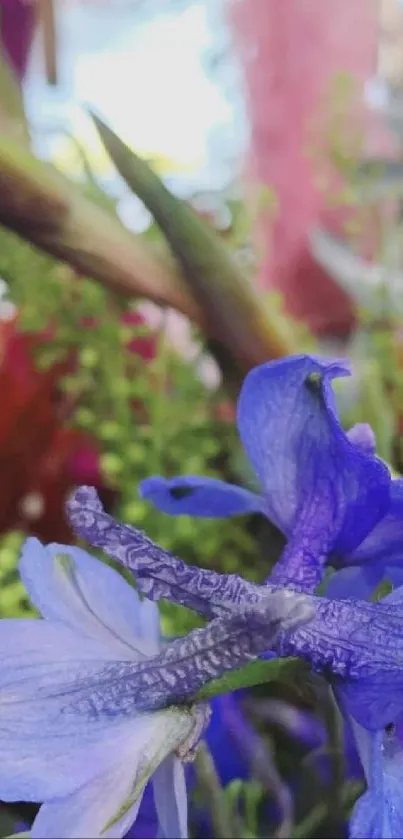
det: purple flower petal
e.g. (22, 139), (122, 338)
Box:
(125, 782), (158, 839)
(30, 711), (192, 839)
(19, 538), (160, 657)
(66, 487), (262, 619)
(30, 762), (144, 839)
(279, 588), (403, 730)
(237, 355), (390, 589)
(340, 479), (403, 572)
(349, 726), (403, 839)
(202, 694), (250, 784)
(139, 475), (264, 518)
(324, 566), (383, 601)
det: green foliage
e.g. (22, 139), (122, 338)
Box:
(0, 219), (263, 634)
(223, 778), (266, 839)
(196, 658), (306, 702)
(0, 530), (34, 618)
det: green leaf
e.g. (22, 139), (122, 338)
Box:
(91, 112), (303, 383)
(0, 137), (199, 320)
(195, 656), (306, 701)
(0, 45), (29, 146)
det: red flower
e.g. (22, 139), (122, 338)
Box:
(0, 309), (155, 542)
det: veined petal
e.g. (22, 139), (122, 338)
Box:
(279, 587), (403, 730)
(0, 621), (129, 800)
(19, 538), (159, 657)
(0, 618), (193, 803)
(122, 589), (313, 710)
(139, 475), (264, 518)
(238, 355), (390, 589)
(153, 757), (187, 838)
(67, 487), (261, 619)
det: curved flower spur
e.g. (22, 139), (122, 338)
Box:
(139, 354), (403, 598)
(0, 537), (309, 838)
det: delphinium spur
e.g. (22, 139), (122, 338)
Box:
(68, 354), (403, 838)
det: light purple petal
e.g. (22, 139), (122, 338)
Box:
(347, 423), (376, 455)
(237, 355), (390, 589)
(30, 712), (192, 838)
(153, 757), (187, 838)
(0, 619), (153, 801)
(66, 487), (262, 619)
(0, 618), (193, 805)
(139, 475), (263, 518)
(19, 538), (159, 657)
(31, 770), (143, 839)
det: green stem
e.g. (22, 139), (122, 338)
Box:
(291, 781), (364, 839)
(194, 741), (237, 838)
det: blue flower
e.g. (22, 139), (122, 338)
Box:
(348, 719), (403, 838)
(341, 581), (403, 838)
(0, 538), (210, 839)
(67, 487), (403, 733)
(1, 529), (314, 839)
(139, 355), (401, 594)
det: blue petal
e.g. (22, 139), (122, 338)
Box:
(280, 590), (403, 730)
(350, 788), (382, 838)
(349, 727), (403, 839)
(153, 757), (187, 838)
(325, 566), (383, 601)
(340, 673), (403, 732)
(335, 586), (403, 730)
(204, 694), (249, 784)
(125, 782), (158, 839)
(19, 538), (160, 657)
(139, 475), (263, 518)
(343, 479), (403, 571)
(237, 355), (390, 588)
